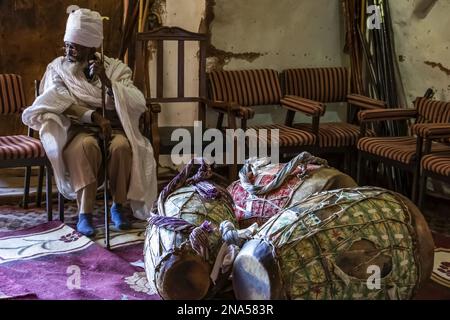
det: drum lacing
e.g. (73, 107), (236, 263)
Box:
(151, 157), (234, 216)
(148, 215), (214, 260)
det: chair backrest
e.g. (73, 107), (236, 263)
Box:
(0, 74), (27, 115)
(282, 67), (349, 103)
(415, 97), (450, 124)
(208, 69), (282, 107)
(134, 26), (208, 122)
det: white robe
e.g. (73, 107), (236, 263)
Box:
(22, 55), (157, 220)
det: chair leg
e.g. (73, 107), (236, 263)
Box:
(36, 165), (44, 208)
(344, 152), (351, 175)
(349, 151), (357, 180)
(46, 165), (53, 222)
(385, 165), (395, 191)
(411, 164), (420, 203)
(23, 166), (32, 209)
(58, 193), (65, 222)
(356, 153), (363, 185)
(418, 174), (427, 210)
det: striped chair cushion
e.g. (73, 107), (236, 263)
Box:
(0, 135), (45, 160)
(416, 97), (450, 124)
(208, 69), (282, 106)
(422, 153), (450, 177)
(0, 74), (27, 115)
(295, 122), (373, 148)
(283, 67), (349, 103)
(358, 137), (450, 164)
(249, 124), (316, 148)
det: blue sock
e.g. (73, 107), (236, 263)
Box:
(111, 203), (131, 230)
(77, 214), (95, 237)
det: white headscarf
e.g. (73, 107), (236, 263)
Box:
(64, 8), (103, 48)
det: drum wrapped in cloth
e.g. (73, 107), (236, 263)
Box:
(228, 152), (357, 228)
(232, 187), (435, 300)
(144, 159), (237, 300)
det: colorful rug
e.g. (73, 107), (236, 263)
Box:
(431, 233), (450, 289)
(0, 221), (158, 300)
(0, 201), (449, 300)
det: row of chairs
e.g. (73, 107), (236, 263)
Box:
(204, 69), (450, 206)
(357, 98), (450, 205)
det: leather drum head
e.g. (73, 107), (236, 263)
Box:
(232, 239), (285, 300)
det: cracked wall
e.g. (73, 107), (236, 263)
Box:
(207, 0), (346, 71)
(390, 0), (450, 104)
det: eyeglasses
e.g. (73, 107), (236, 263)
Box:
(63, 42), (88, 55)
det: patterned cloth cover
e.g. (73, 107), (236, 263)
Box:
(255, 187), (420, 300)
(228, 152), (357, 228)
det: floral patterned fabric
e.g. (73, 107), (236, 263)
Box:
(228, 163), (356, 228)
(255, 187), (420, 300)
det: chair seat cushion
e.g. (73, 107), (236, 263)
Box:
(294, 122), (373, 148)
(421, 153), (450, 177)
(358, 136), (450, 164)
(250, 124), (316, 147)
(0, 135), (45, 160)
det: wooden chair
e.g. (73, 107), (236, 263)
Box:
(134, 26), (238, 181)
(415, 123), (450, 208)
(281, 67), (387, 173)
(134, 26), (207, 160)
(357, 97), (450, 202)
(0, 74), (55, 221)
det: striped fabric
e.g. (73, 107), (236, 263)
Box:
(208, 69), (282, 106)
(358, 137), (450, 164)
(358, 108), (417, 122)
(411, 123), (450, 138)
(0, 74), (27, 115)
(416, 97), (450, 124)
(295, 122), (373, 148)
(281, 95), (325, 116)
(283, 67), (349, 103)
(249, 124), (316, 147)
(422, 153), (450, 177)
(347, 94), (387, 110)
(0, 135), (45, 160)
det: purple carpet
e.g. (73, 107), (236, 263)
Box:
(0, 221), (159, 300)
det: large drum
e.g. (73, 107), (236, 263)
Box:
(144, 159), (236, 300)
(232, 187), (435, 300)
(228, 152), (357, 228)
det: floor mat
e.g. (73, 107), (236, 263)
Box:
(0, 221), (159, 300)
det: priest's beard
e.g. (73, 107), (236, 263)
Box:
(64, 58), (89, 78)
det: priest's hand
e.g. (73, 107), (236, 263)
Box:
(92, 112), (112, 141)
(89, 60), (112, 89)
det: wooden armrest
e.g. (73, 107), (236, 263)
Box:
(209, 101), (255, 120)
(347, 94), (387, 110)
(281, 95), (325, 117)
(358, 108), (417, 122)
(209, 100), (240, 111)
(148, 103), (161, 113)
(411, 123), (450, 139)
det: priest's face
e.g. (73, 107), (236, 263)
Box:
(64, 42), (94, 63)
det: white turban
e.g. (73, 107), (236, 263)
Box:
(64, 8), (103, 48)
